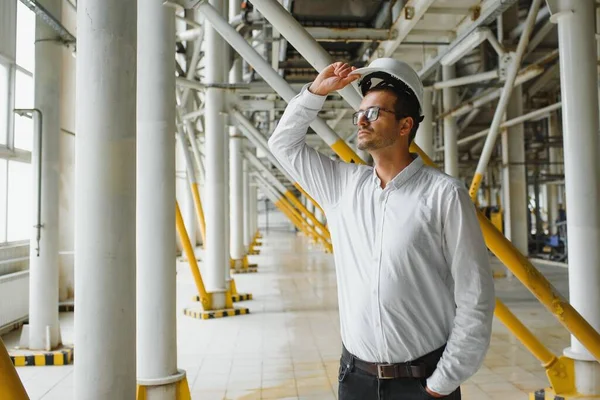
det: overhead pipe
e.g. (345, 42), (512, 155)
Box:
(435, 102), (563, 151)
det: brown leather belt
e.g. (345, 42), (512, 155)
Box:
(341, 346), (428, 379)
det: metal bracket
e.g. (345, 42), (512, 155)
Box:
(404, 6), (415, 20)
(545, 356), (575, 395)
(18, 0), (76, 50)
(498, 52), (514, 81)
(470, 6), (481, 21)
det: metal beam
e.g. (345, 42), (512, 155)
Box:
(368, 0), (436, 61)
(303, 27), (390, 42)
(419, 0), (519, 79)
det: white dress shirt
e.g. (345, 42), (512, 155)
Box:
(267, 85), (495, 395)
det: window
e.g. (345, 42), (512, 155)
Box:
(0, 2), (35, 245)
(0, 62), (8, 145)
(6, 160), (31, 242)
(0, 160), (6, 243)
(16, 2), (35, 73)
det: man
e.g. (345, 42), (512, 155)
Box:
(268, 58), (495, 399)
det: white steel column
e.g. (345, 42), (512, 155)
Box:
(75, 0), (137, 397)
(243, 158), (251, 250)
(204, 0), (227, 306)
(442, 66), (458, 177)
(414, 88), (433, 158)
(502, 86), (528, 255)
(28, 0), (62, 350)
(250, 184), (258, 237)
(230, 133), (245, 261)
(229, 5), (245, 263)
(137, 2), (177, 399)
(553, 1), (600, 393)
(547, 112), (560, 235)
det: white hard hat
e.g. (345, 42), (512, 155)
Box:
(350, 58), (424, 114)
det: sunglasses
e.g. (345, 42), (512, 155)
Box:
(352, 106), (403, 126)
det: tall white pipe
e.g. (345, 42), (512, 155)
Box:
(137, 3), (177, 399)
(243, 158), (251, 250)
(415, 88), (433, 158)
(503, 86), (528, 255)
(28, 0), (62, 351)
(223, 113), (231, 282)
(553, 1), (600, 393)
(75, 0), (137, 397)
(204, 0), (227, 306)
(229, 18), (245, 262)
(250, 184), (258, 237)
(230, 134), (245, 260)
(547, 112), (560, 235)
(442, 66), (458, 177)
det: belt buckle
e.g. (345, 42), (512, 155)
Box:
(377, 364), (395, 379)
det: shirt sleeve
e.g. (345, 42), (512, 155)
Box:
(267, 85), (354, 209)
(426, 184), (496, 395)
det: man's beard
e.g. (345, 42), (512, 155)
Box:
(357, 131), (397, 151)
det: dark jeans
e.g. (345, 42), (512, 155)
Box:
(338, 346), (461, 400)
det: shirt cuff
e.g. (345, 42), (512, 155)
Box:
(297, 83), (327, 110)
(426, 372), (457, 396)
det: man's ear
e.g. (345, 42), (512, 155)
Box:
(398, 117), (414, 138)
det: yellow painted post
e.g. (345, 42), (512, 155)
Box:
(284, 190), (331, 239)
(176, 202), (212, 310)
(190, 183), (207, 246)
(0, 338), (29, 399)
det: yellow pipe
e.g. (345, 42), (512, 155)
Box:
(0, 338), (29, 399)
(293, 182), (326, 216)
(280, 197), (332, 251)
(175, 201), (212, 310)
(331, 139), (367, 164)
(275, 198), (316, 239)
(190, 183), (207, 246)
(284, 190), (331, 239)
(480, 213), (600, 361)
(494, 299), (575, 394)
(408, 141), (600, 361)
(469, 173), (484, 201)
(495, 299), (556, 366)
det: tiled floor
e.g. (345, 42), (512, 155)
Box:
(4, 225), (573, 399)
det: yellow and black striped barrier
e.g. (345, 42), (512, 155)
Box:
(10, 347), (73, 367)
(192, 293), (252, 303)
(183, 308), (249, 320)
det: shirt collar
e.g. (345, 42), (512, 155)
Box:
(371, 156), (424, 190)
